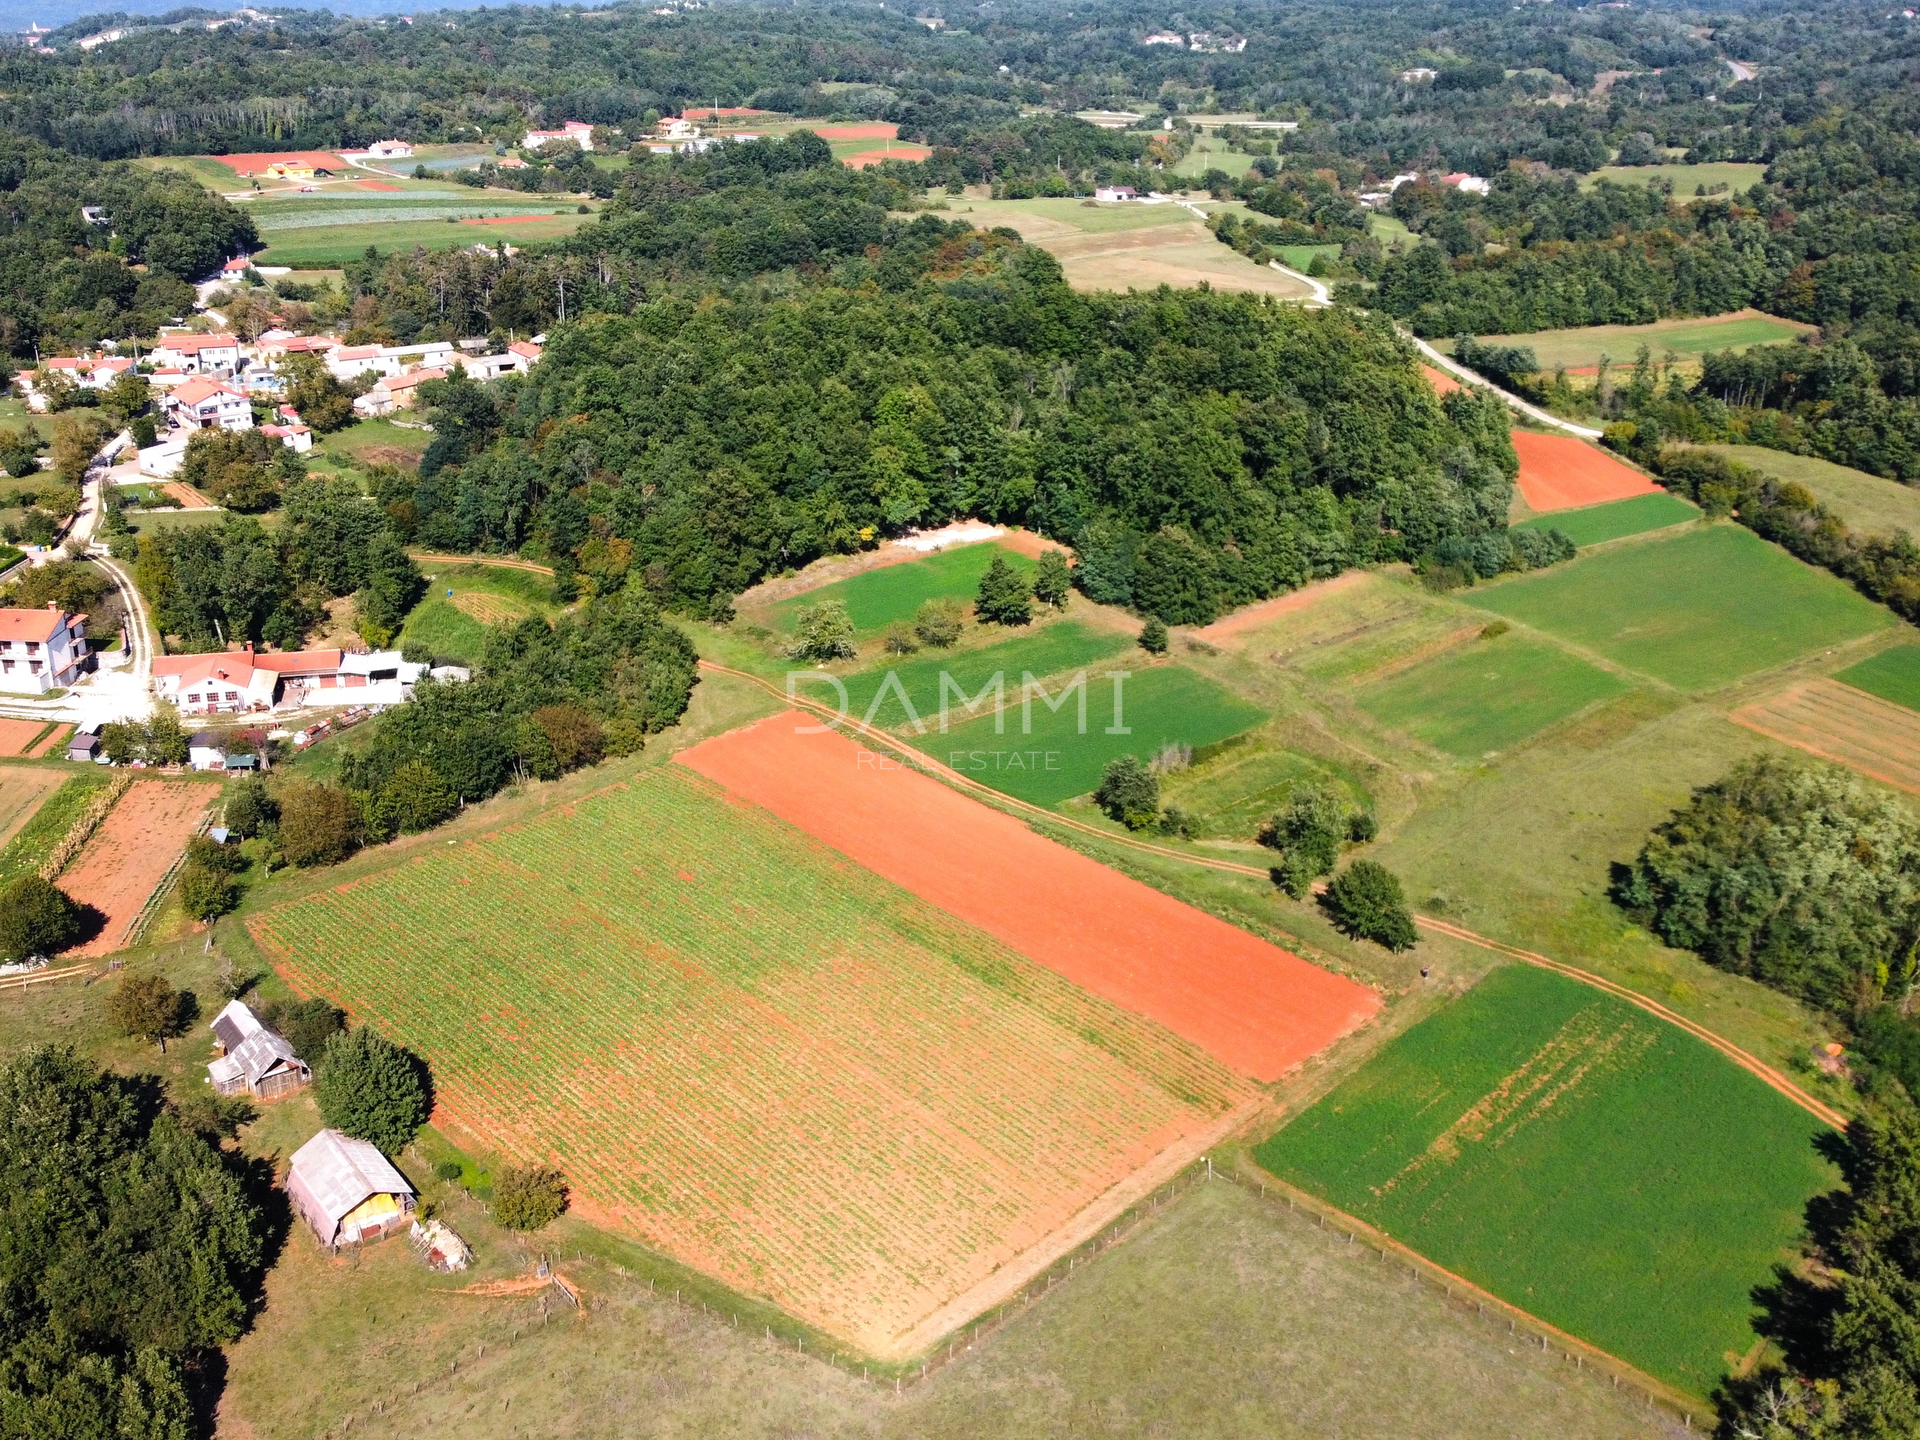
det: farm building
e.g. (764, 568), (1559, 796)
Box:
(286, 1129), (416, 1249)
(366, 138), (413, 159)
(66, 731), (100, 763)
(153, 644), (433, 714)
(207, 1000), (311, 1100)
(522, 119), (595, 151)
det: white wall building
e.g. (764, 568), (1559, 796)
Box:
(149, 334), (242, 374)
(0, 606), (87, 694)
(163, 378), (254, 432)
(522, 120), (595, 151)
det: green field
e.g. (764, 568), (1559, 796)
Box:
(1584, 162), (1769, 197)
(765, 543), (1040, 636)
(1440, 313), (1810, 371)
(1471, 524), (1890, 691)
(829, 620), (1133, 730)
(946, 196), (1197, 234)
(400, 562), (561, 665)
(312, 416), (430, 467)
(1256, 964), (1835, 1394)
(1694, 445), (1920, 537)
(1356, 631), (1632, 757)
(1168, 132), (1259, 179)
(250, 766), (1248, 1356)
(0, 772), (113, 884)
(256, 212), (594, 266)
(1161, 741), (1369, 840)
(917, 662), (1268, 805)
(1516, 491), (1698, 546)
(1837, 646), (1920, 713)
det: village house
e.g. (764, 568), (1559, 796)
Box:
(522, 119), (595, 151)
(206, 999), (310, 1099)
(257, 334), (342, 362)
(1094, 185), (1138, 202)
(220, 256), (254, 280)
(163, 378), (254, 433)
(0, 606), (87, 693)
(325, 344), (386, 382)
(354, 367), (445, 416)
(1442, 172), (1492, 195)
(42, 355), (133, 389)
(366, 138), (413, 159)
(287, 1129), (416, 1249)
(259, 421), (313, 452)
(509, 338), (543, 365)
(148, 333), (243, 374)
(151, 644), (432, 715)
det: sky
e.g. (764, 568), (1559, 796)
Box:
(1, 0), (500, 34)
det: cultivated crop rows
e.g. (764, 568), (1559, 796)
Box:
(253, 769), (1251, 1354)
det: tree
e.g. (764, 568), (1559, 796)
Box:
(1322, 861), (1418, 950)
(224, 776), (278, 838)
(106, 972), (193, 1051)
(258, 996), (345, 1061)
(1095, 754), (1160, 830)
(975, 555), (1032, 625)
(1032, 548), (1072, 609)
(280, 352), (355, 432)
(1261, 785), (1350, 899)
(314, 1026), (430, 1154)
(371, 760), (457, 835)
(913, 596), (964, 648)
(0, 875), (82, 958)
(532, 704), (604, 771)
(785, 599), (857, 660)
(144, 707), (190, 766)
(1139, 616), (1169, 654)
(0, 1048), (266, 1436)
(49, 409), (112, 485)
(492, 1163), (569, 1231)
(278, 782), (361, 867)
(178, 863), (238, 921)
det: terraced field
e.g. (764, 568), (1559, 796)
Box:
(250, 768), (1257, 1358)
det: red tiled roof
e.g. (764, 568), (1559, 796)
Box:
(251, 650), (343, 674)
(170, 378), (246, 407)
(508, 340), (541, 358)
(383, 368), (445, 392)
(0, 607), (74, 643)
(156, 333), (239, 354)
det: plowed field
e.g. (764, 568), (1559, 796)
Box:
(62, 780), (217, 955)
(0, 719), (46, 757)
(249, 769), (1258, 1358)
(1512, 432), (1660, 512)
(677, 714), (1380, 1080)
(1731, 678), (1920, 795)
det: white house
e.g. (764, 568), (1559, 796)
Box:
(259, 422), (313, 453)
(380, 340), (457, 369)
(1141, 31), (1185, 45)
(325, 345), (388, 382)
(522, 120), (595, 152)
(366, 138), (413, 159)
(461, 353), (521, 381)
(152, 645), (431, 715)
(149, 333), (242, 374)
(1094, 185), (1138, 202)
(42, 355), (133, 390)
(509, 339), (542, 365)
(220, 256), (254, 280)
(1443, 172), (1492, 195)
(286, 1129), (415, 1249)
(163, 378), (253, 433)
(0, 606), (87, 694)
(136, 435), (190, 479)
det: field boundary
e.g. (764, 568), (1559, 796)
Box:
(697, 659), (1846, 1132)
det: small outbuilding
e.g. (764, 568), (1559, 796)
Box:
(67, 731), (100, 763)
(287, 1129), (416, 1249)
(207, 999), (311, 1099)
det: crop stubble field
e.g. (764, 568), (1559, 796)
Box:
(1731, 677), (1920, 794)
(63, 781), (218, 955)
(0, 766), (62, 849)
(251, 767), (1278, 1358)
(1258, 964), (1835, 1395)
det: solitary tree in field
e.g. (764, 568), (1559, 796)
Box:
(107, 973), (193, 1052)
(1095, 755), (1161, 830)
(1032, 549), (1072, 610)
(315, 1026), (430, 1154)
(975, 555), (1032, 625)
(784, 600), (858, 661)
(492, 1164), (569, 1231)
(913, 597), (965, 648)
(1139, 616), (1169, 654)
(1322, 861), (1418, 951)
(0, 875), (83, 959)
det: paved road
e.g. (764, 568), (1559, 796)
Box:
(1404, 332), (1606, 439)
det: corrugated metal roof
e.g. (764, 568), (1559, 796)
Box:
(289, 1130), (413, 1223)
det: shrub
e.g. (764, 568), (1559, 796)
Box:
(1323, 860), (1418, 950)
(185, 834), (247, 875)
(492, 1163), (569, 1230)
(913, 596), (965, 647)
(106, 973), (194, 1051)
(974, 555), (1032, 625)
(880, 621), (920, 655)
(433, 1159), (465, 1183)
(1260, 785), (1350, 899)
(1139, 616), (1169, 654)
(314, 1027), (430, 1154)
(785, 600), (857, 660)
(224, 777), (278, 838)
(0, 875), (83, 959)
(1095, 755), (1160, 830)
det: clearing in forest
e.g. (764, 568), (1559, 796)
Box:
(1694, 445), (1920, 537)
(62, 781), (219, 955)
(1355, 630), (1631, 758)
(1511, 432), (1660, 513)
(251, 767), (1261, 1358)
(1451, 307), (1806, 372)
(1470, 524), (1890, 692)
(1515, 491), (1697, 547)
(1257, 964), (1835, 1396)
(762, 542), (1039, 637)
(1730, 678), (1920, 796)
(678, 713), (1380, 1081)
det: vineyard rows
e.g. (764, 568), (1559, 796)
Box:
(253, 769), (1253, 1354)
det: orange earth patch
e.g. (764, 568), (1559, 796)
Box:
(24, 724), (71, 759)
(354, 180), (401, 191)
(677, 715), (1381, 1082)
(844, 146), (933, 168)
(1511, 430), (1660, 512)
(205, 151), (345, 175)
(0, 719), (46, 758)
(1731, 679), (1920, 796)
(1422, 363), (1463, 396)
(62, 781), (218, 956)
(813, 123), (899, 139)
(161, 481), (215, 509)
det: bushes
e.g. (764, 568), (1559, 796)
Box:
(1260, 785), (1373, 899)
(314, 1026), (430, 1154)
(1094, 755), (1160, 830)
(257, 996), (344, 1061)
(1322, 861), (1418, 950)
(0, 875), (83, 959)
(492, 1164), (569, 1231)
(784, 599), (857, 660)
(913, 597), (965, 647)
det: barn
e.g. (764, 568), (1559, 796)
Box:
(206, 999), (311, 1100)
(286, 1129), (417, 1249)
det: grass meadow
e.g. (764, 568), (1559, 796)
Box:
(1517, 491), (1699, 547)
(1355, 630), (1632, 757)
(400, 562), (562, 665)
(1161, 741), (1371, 841)
(1696, 445), (1920, 536)
(1257, 964), (1835, 1395)
(1440, 311), (1809, 372)
(1583, 162), (1769, 197)
(255, 211), (594, 266)
(763, 542), (1040, 636)
(830, 620), (1133, 729)
(1837, 646), (1920, 713)
(1469, 524), (1891, 691)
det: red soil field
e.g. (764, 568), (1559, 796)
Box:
(161, 481), (215, 509)
(206, 151), (344, 175)
(678, 715), (1380, 1081)
(354, 180), (401, 192)
(62, 781), (218, 956)
(1732, 679), (1920, 796)
(0, 719), (45, 758)
(813, 123), (899, 139)
(1196, 570), (1369, 644)
(1422, 362), (1462, 396)
(24, 724), (71, 759)
(1512, 430), (1660, 512)
(844, 146), (933, 168)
